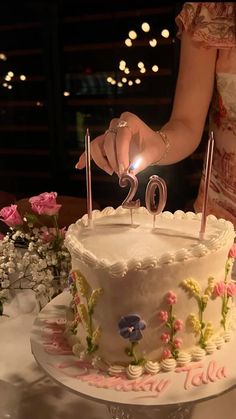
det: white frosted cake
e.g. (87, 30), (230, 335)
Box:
(64, 207), (236, 381)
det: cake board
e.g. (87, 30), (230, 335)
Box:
(30, 292), (236, 419)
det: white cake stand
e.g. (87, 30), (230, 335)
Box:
(30, 292), (236, 419)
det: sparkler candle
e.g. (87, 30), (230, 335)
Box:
(199, 131), (215, 240)
(119, 158), (141, 226)
(85, 128), (93, 227)
(145, 175), (167, 227)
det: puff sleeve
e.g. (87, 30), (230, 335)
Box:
(176, 2), (236, 48)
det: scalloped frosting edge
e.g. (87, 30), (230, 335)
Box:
(65, 208), (235, 277)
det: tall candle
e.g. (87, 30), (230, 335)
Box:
(199, 131), (215, 240)
(145, 175), (167, 228)
(119, 158), (141, 226)
(85, 128), (93, 227)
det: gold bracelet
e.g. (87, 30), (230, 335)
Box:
(151, 130), (170, 165)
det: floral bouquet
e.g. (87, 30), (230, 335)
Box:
(0, 192), (71, 315)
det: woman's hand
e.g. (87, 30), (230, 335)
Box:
(75, 112), (166, 175)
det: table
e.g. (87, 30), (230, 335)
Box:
(1, 290), (236, 419)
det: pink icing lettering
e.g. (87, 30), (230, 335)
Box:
(216, 366), (227, 379)
(206, 361), (217, 383)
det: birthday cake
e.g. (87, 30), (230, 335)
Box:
(63, 206), (236, 385)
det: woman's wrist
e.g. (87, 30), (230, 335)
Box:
(151, 131), (171, 165)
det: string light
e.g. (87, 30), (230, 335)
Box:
(140, 67), (146, 74)
(124, 68), (130, 74)
(161, 29), (170, 38)
(149, 38), (157, 47)
(137, 61), (144, 69)
(141, 22), (150, 32)
(63, 91), (70, 96)
(135, 78), (141, 84)
(7, 71), (14, 77)
(128, 30), (137, 40)
(128, 80), (133, 86)
(122, 77), (127, 83)
(2, 83), (8, 87)
(152, 65), (159, 72)
(117, 82), (123, 87)
(20, 75), (26, 81)
(0, 53), (7, 61)
(125, 38), (132, 47)
(106, 76), (113, 83)
(5, 75), (11, 81)
(7, 85), (12, 89)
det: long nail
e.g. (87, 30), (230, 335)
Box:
(104, 166), (114, 175)
(118, 163), (125, 175)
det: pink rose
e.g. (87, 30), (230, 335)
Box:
(173, 338), (182, 349)
(162, 348), (171, 360)
(29, 192), (61, 216)
(173, 319), (184, 331)
(228, 244), (236, 259)
(0, 205), (23, 227)
(161, 333), (170, 344)
(166, 291), (177, 305)
(158, 310), (168, 322)
(41, 227), (66, 243)
(226, 282), (236, 297)
(213, 281), (226, 297)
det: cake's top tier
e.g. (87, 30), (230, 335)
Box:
(65, 207), (235, 276)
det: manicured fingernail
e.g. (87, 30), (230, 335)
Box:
(104, 166), (113, 175)
(118, 164), (125, 175)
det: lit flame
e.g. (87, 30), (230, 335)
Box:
(129, 157), (142, 171)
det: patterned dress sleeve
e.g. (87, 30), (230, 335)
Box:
(176, 2), (236, 48)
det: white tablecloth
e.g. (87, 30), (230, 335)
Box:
(1, 291), (236, 419)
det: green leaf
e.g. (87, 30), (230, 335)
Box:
(24, 212), (40, 224)
(78, 303), (90, 333)
(92, 326), (101, 345)
(88, 288), (103, 313)
(74, 270), (91, 299)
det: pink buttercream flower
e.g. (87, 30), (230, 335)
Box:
(173, 338), (183, 349)
(166, 291), (177, 305)
(213, 281), (226, 297)
(158, 310), (168, 322)
(161, 333), (170, 344)
(0, 205), (23, 227)
(73, 295), (81, 305)
(228, 244), (236, 259)
(173, 319), (184, 331)
(29, 192), (61, 216)
(75, 313), (81, 323)
(226, 282), (236, 297)
(162, 348), (171, 360)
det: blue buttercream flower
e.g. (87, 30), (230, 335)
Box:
(118, 314), (146, 342)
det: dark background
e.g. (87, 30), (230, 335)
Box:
(0, 0), (206, 211)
